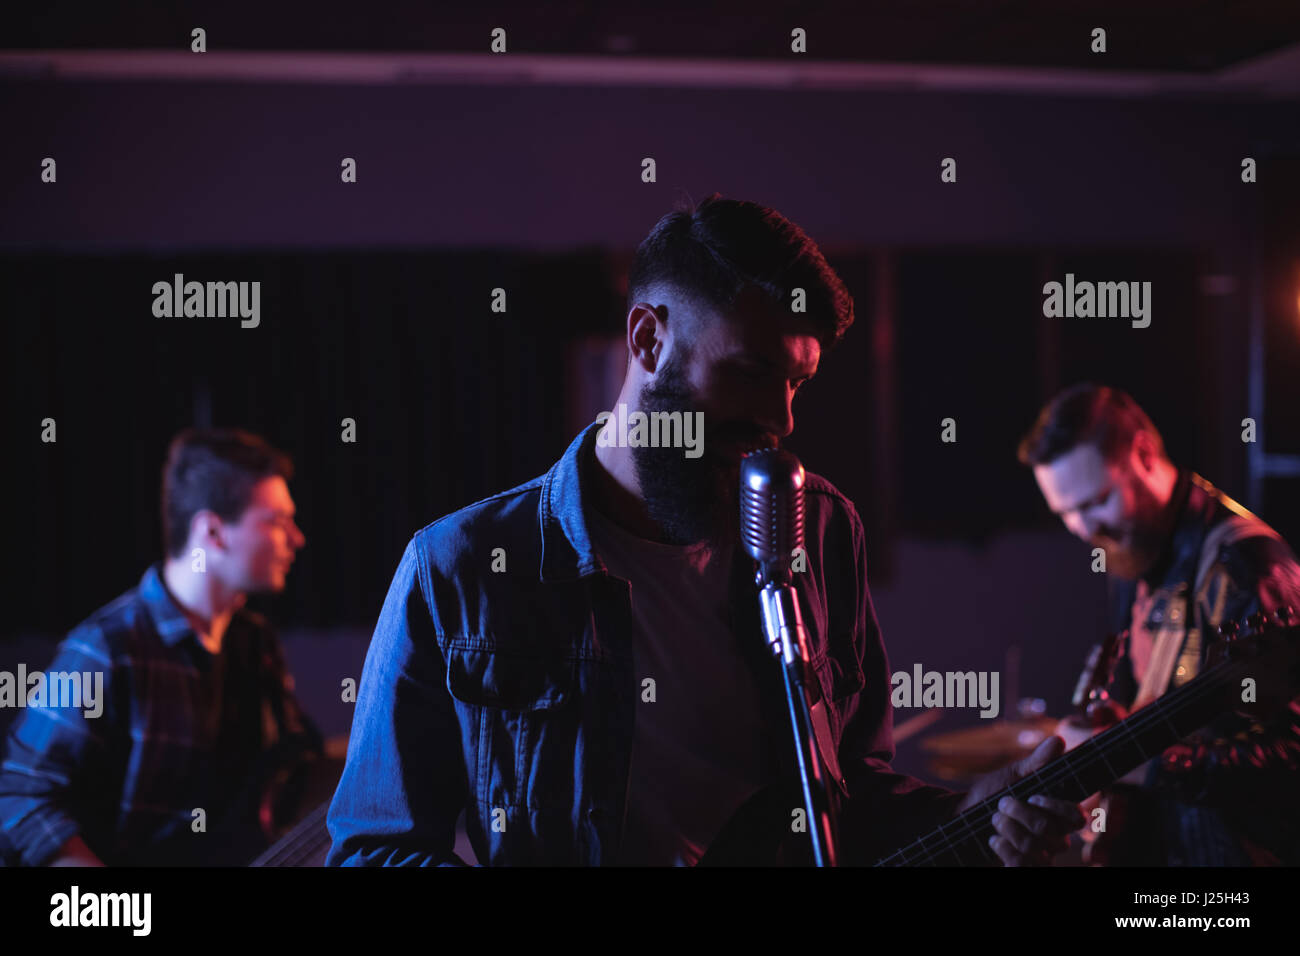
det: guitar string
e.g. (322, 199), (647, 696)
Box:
(273, 803), (331, 866)
(256, 802), (331, 867)
(279, 804), (331, 866)
(256, 626), (1290, 867)
(266, 806), (329, 867)
(255, 657), (1251, 866)
(888, 659), (1245, 865)
(280, 812), (332, 866)
(880, 648), (1262, 865)
(888, 651), (1259, 865)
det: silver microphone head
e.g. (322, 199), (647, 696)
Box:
(739, 448), (806, 585)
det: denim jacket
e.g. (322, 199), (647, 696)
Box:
(326, 421), (963, 866)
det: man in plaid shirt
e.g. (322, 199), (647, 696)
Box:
(0, 428), (319, 866)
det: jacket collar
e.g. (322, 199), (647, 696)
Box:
(139, 563), (198, 647)
(538, 420), (610, 582)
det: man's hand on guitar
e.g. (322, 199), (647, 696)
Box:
(1055, 699), (1128, 751)
(1054, 699), (1146, 864)
(957, 736), (1085, 866)
(1055, 700), (1147, 788)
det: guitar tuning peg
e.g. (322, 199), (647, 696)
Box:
(1246, 612), (1267, 632)
(1275, 606), (1296, 626)
(1218, 620), (1240, 639)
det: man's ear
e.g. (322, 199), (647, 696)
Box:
(191, 509), (227, 553)
(627, 303), (665, 374)
(1131, 430), (1158, 476)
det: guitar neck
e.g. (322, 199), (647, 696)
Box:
(249, 800), (333, 867)
(875, 652), (1253, 866)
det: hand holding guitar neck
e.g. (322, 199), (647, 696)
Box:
(955, 736), (1084, 866)
(1055, 631), (1132, 762)
(877, 607), (1300, 866)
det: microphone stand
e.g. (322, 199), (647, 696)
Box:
(757, 580), (839, 866)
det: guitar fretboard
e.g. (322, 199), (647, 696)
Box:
(249, 801), (333, 867)
(875, 650), (1260, 866)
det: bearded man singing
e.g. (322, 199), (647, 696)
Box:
(326, 195), (1082, 867)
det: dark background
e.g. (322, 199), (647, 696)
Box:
(3, 3), (1299, 786)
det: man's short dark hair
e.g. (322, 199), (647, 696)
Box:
(626, 193), (855, 351)
(161, 428), (294, 558)
(1017, 384), (1166, 468)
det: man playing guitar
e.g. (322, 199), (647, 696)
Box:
(1020, 385), (1300, 865)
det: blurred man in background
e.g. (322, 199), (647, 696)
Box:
(1021, 384), (1300, 865)
(0, 428), (320, 866)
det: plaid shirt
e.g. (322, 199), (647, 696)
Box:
(0, 564), (319, 866)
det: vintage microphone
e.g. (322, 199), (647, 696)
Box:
(739, 448), (839, 866)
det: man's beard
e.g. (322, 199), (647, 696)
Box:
(1090, 479), (1169, 579)
(631, 355), (779, 547)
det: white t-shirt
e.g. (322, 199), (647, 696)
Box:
(586, 505), (768, 866)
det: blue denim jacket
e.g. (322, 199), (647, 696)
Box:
(326, 422), (963, 866)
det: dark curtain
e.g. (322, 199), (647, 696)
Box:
(2, 249), (619, 634)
